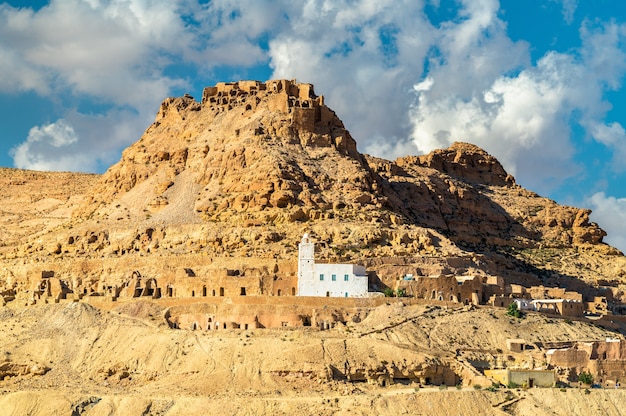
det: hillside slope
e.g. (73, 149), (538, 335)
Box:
(0, 301), (623, 415)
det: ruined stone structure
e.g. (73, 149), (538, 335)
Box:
(163, 296), (379, 330)
(396, 274), (483, 304)
(343, 360), (460, 387)
(547, 339), (626, 386)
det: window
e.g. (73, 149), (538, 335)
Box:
(331, 274), (336, 281)
(344, 274), (349, 281)
(319, 274), (324, 281)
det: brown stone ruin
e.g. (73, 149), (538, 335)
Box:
(333, 359), (460, 387)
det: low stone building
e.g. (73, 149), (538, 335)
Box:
(485, 369), (555, 387)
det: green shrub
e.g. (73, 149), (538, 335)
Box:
(578, 371), (593, 385)
(487, 383), (500, 392)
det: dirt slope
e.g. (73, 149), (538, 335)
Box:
(0, 300), (623, 415)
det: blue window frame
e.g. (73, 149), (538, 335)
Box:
(319, 274), (324, 281)
(331, 274), (336, 281)
(344, 274), (349, 281)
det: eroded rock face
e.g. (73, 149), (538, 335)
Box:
(416, 142), (514, 187)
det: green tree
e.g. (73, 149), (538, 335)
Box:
(506, 302), (522, 318)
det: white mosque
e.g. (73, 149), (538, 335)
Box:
(297, 233), (369, 297)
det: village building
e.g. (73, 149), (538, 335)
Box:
(510, 298), (584, 317)
(297, 233), (369, 297)
(484, 369), (556, 388)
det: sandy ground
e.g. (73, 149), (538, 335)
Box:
(0, 300), (623, 415)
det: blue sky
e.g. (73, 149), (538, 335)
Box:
(1, 0), (626, 253)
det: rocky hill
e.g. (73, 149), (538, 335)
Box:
(1, 79), (624, 303)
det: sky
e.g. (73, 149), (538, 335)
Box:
(1, 0), (626, 253)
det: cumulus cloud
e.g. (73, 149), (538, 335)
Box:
(10, 107), (155, 172)
(409, 18), (626, 194)
(11, 119), (83, 171)
(0, 0), (199, 171)
(553, 0), (578, 24)
(0, 0), (190, 107)
(587, 192), (626, 254)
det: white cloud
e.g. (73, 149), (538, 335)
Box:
(0, 0), (190, 107)
(587, 192), (626, 254)
(10, 107), (153, 173)
(411, 51), (583, 190)
(0, 0), (200, 171)
(1, 0), (625, 221)
(0, 0), (291, 172)
(11, 119), (83, 171)
(554, 0), (578, 24)
(409, 19), (626, 194)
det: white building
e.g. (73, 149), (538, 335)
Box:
(297, 233), (369, 297)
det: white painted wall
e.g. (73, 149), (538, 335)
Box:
(297, 234), (368, 297)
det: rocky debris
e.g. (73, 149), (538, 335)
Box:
(0, 301), (623, 415)
(0, 360), (50, 379)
